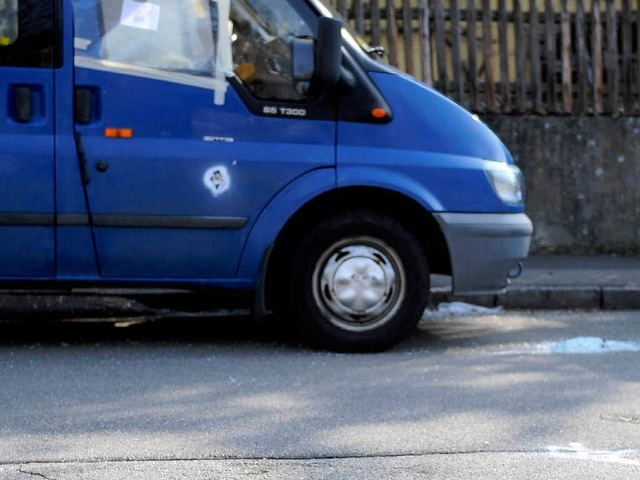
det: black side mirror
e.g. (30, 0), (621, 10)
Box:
(314, 17), (343, 89)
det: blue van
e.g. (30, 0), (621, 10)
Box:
(0, 0), (532, 351)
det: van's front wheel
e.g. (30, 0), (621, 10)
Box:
(286, 211), (429, 352)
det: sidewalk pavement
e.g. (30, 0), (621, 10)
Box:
(432, 255), (640, 310)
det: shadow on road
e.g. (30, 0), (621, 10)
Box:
(0, 315), (297, 348)
(0, 309), (636, 354)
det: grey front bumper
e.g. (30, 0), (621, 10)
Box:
(433, 212), (533, 296)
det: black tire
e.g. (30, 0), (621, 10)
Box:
(285, 210), (430, 352)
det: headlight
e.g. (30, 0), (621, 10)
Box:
(485, 164), (525, 205)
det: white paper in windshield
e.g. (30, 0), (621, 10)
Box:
(120, 0), (161, 31)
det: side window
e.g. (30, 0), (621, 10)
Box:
(74, 0), (217, 78)
(71, 0), (316, 103)
(0, 0), (55, 68)
(231, 0), (314, 102)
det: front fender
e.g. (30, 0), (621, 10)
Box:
(337, 165), (444, 211)
(237, 168), (336, 280)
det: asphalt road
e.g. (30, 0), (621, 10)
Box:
(1, 309), (639, 479)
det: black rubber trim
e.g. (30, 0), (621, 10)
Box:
(91, 215), (247, 230)
(0, 214), (247, 230)
(0, 214), (54, 226)
(337, 49), (393, 124)
(58, 214), (89, 226)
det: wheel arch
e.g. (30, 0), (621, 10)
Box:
(264, 186), (452, 312)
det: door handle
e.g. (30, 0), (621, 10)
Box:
(75, 87), (100, 125)
(14, 86), (32, 123)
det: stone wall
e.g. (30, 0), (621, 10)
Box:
(483, 116), (640, 254)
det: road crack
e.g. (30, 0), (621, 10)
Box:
(18, 466), (57, 480)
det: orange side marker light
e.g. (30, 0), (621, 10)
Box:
(105, 128), (119, 138)
(119, 128), (133, 139)
(105, 128), (134, 138)
(371, 108), (388, 119)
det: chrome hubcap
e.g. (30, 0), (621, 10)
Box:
(313, 237), (405, 332)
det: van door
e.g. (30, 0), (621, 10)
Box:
(0, 0), (57, 277)
(72, 0), (335, 280)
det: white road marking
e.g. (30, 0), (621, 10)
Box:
(496, 337), (640, 355)
(547, 443), (640, 466)
(423, 302), (503, 320)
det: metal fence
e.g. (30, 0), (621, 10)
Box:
(327, 0), (640, 115)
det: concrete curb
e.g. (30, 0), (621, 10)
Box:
(432, 286), (640, 310)
(602, 287), (640, 309)
(0, 286), (638, 321)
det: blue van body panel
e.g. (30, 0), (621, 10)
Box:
(56, 0), (89, 216)
(336, 152), (520, 213)
(364, 72), (509, 163)
(336, 165), (444, 211)
(236, 167), (336, 281)
(0, 0), (531, 306)
(0, 67), (56, 278)
(337, 72), (524, 214)
(55, 129), (100, 278)
(0, 227), (55, 279)
(55, 2), (101, 279)
(73, 67), (335, 280)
